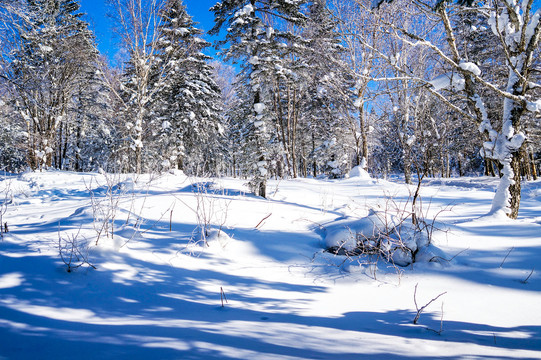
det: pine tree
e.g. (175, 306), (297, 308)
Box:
(300, 0), (354, 177)
(210, 0), (307, 197)
(6, 0), (100, 170)
(69, 60), (114, 172)
(152, 0), (223, 174)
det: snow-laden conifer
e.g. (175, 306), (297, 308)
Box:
(5, 0), (100, 170)
(210, 0), (307, 197)
(152, 0), (224, 175)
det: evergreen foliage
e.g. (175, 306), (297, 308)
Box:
(210, 0), (308, 197)
(152, 0), (224, 175)
(0, 0), (539, 218)
(4, 0), (100, 170)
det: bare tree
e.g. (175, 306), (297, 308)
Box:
(362, 0), (541, 218)
(332, 0), (385, 169)
(105, 0), (164, 174)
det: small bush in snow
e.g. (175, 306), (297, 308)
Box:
(189, 180), (230, 246)
(325, 193), (446, 267)
(57, 229), (96, 273)
(325, 209), (422, 266)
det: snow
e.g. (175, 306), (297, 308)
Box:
(176, 28), (189, 36)
(526, 99), (541, 113)
(458, 61), (481, 76)
(254, 103), (266, 114)
(428, 72), (465, 91)
(406, 134), (416, 147)
(248, 56), (259, 65)
(131, 139), (143, 149)
(38, 44), (53, 53)
(266, 27), (274, 39)
(242, 4), (254, 15)
(348, 165), (371, 179)
(1, 170), (541, 359)
(525, 8), (541, 45)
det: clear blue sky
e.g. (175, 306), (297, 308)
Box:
(79, 0), (219, 65)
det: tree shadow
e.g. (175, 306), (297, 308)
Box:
(1, 237), (540, 360)
(2, 175), (541, 359)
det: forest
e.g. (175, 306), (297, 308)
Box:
(0, 0), (540, 218)
(0, 1), (541, 359)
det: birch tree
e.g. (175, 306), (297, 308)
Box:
(371, 0), (541, 218)
(108, 0), (163, 174)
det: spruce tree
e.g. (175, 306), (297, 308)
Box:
(152, 0), (223, 174)
(210, 0), (307, 197)
(6, 0), (99, 170)
(300, 0), (354, 177)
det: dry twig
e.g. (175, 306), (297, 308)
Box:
(413, 283), (447, 324)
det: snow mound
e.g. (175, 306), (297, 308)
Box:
(205, 229), (233, 249)
(348, 165), (371, 179)
(325, 211), (398, 252)
(324, 210), (437, 267)
(168, 168), (186, 177)
(191, 227), (233, 251)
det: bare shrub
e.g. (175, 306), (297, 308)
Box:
(57, 228), (96, 273)
(0, 177), (12, 239)
(86, 171), (132, 245)
(189, 179), (231, 246)
(326, 189), (450, 269)
(413, 283), (446, 334)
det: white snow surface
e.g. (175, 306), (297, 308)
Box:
(526, 99), (541, 113)
(1, 171), (541, 359)
(348, 165), (371, 179)
(254, 103), (266, 114)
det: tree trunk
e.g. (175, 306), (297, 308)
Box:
(508, 150), (522, 219)
(531, 149), (538, 180)
(275, 81), (291, 176)
(358, 93), (368, 168)
(485, 159), (496, 177)
(135, 146), (142, 174)
(312, 132), (317, 178)
(291, 90), (298, 179)
(403, 150), (412, 185)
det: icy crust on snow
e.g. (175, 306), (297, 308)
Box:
(324, 210), (434, 266)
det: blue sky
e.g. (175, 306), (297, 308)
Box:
(79, 0), (219, 65)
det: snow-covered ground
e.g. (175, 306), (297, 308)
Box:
(0, 170), (540, 359)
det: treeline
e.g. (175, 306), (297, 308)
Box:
(0, 0), (540, 213)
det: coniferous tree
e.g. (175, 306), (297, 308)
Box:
(300, 0), (354, 178)
(152, 0), (223, 174)
(6, 0), (100, 170)
(210, 0), (307, 197)
(210, 60), (241, 176)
